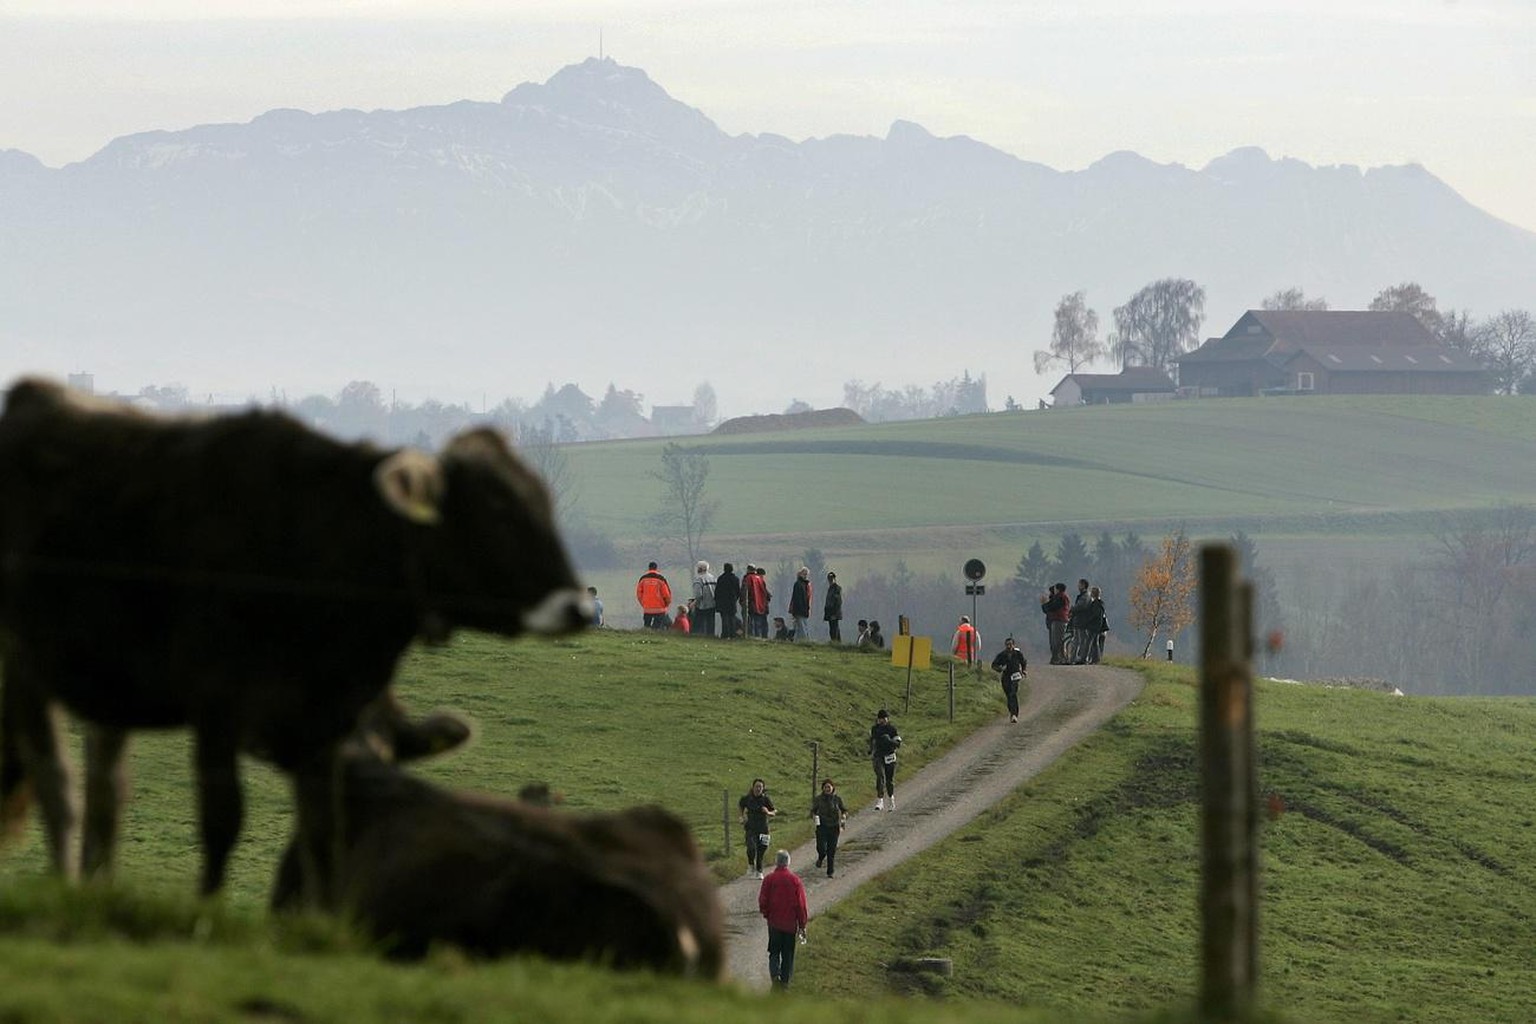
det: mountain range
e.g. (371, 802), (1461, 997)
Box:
(3, 57), (1534, 414)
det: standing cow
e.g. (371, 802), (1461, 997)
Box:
(0, 377), (589, 893)
(270, 703), (725, 977)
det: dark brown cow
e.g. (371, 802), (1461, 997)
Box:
(0, 377), (589, 892)
(271, 716), (725, 978)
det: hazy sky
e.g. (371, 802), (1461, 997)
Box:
(3, 1), (1533, 233)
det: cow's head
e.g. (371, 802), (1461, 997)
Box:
(374, 429), (591, 640)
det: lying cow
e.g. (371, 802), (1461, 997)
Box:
(271, 709), (725, 978)
(0, 377), (589, 893)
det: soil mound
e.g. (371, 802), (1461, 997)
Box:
(712, 408), (864, 435)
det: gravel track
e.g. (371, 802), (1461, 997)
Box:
(719, 663), (1144, 989)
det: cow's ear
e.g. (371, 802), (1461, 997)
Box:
(374, 449), (445, 525)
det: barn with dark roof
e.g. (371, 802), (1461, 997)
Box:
(1048, 366), (1178, 407)
(1177, 310), (1490, 396)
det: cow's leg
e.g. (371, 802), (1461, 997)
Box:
(290, 746), (342, 910)
(81, 724), (130, 879)
(5, 680), (76, 878)
(193, 726), (242, 895)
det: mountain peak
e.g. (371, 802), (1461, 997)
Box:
(501, 58), (725, 152)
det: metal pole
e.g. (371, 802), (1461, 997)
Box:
(1198, 544), (1258, 1022)
(723, 788), (731, 859)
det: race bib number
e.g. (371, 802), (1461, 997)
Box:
(758, 833), (771, 846)
(883, 753), (897, 765)
(1009, 672), (1023, 682)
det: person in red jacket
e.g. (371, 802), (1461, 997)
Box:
(635, 561), (672, 629)
(757, 849), (809, 989)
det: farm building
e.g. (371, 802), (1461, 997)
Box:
(1049, 367), (1178, 407)
(1177, 310), (1490, 397)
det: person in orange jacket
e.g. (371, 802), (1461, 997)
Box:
(952, 615), (980, 666)
(635, 561), (672, 629)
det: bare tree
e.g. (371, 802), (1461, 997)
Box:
(1110, 278), (1206, 372)
(1476, 309), (1536, 395)
(1033, 291), (1106, 375)
(692, 382), (719, 429)
(649, 443), (719, 565)
(515, 420), (578, 521)
(1438, 308), (1480, 354)
(1369, 282), (1445, 337)
(1261, 287), (1328, 311)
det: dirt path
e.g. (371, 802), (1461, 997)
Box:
(719, 663), (1143, 988)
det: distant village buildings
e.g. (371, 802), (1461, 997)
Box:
(1050, 310), (1491, 407)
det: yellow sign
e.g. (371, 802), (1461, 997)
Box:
(891, 635), (932, 670)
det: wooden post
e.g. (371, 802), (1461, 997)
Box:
(808, 741), (820, 803)
(1198, 543), (1258, 1021)
(949, 661), (956, 722)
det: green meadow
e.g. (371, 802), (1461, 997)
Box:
(567, 396), (1536, 604)
(2, 631), (1533, 1023)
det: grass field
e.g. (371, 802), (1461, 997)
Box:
(565, 397), (1536, 622)
(2, 632), (1532, 1023)
(796, 661), (1536, 1023)
(0, 629), (997, 905)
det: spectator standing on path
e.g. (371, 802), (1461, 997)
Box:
(715, 562), (742, 639)
(1070, 578), (1093, 664)
(636, 561), (672, 630)
(788, 567), (813, 641)
(990, 636), (1028, 723)
(811, 779), (848, 877)
(692, 560), (718, 637)
(822, 571), (844, 642)
(739, 778), (777, 877)
(1041, 583), (1069, 664)
(952, 615), (980, 667)
(868, 709), (902, 811)
(1088, 585), (1109, 664)
(744, 565), (771, 639)
(758, 849), (808, 990)
(587, 586), (604, 627)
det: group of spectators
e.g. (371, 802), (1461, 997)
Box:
(631, 560), (886, 649)
(1039, 578), (1109, 665)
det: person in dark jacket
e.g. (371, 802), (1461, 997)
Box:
(757, 849), (808, 989)
(868, 709), (902, 810)
(738, 778), (777, 878)
(788, 566), (813, 640)
(1069, 578), (1092, 664)
(1087, 585), (1108, 663)
(822, 571), (844, 642)
(864, 620), (885, 649)
(810, 779), (848, 877)
(714, 562), (742, 639)
(990, 636), (1028, 723)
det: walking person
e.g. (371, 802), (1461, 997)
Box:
(757, 849), (808, 990)
(811, 779), (848, 877)
(692, 560), (718, 637)
(1041, 582), (1069, 664)
(587, 586), (604, 627)
(738, 778), (777, 878)
(715, 562), (742, 639)
(868, 709), (902, 811)
(636, 561), (672, 630)
(990, 636), (1028, 723)
(788, 566), (813, 641)
(823, 571), (843, 643)
(951, 615), (981, 667)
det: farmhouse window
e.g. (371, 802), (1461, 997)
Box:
(1296, 372), (1314, 391)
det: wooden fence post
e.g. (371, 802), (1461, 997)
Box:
(1198, 543), (1259, 1021)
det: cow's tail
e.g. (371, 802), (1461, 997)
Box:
(0, 680), (31, 842)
